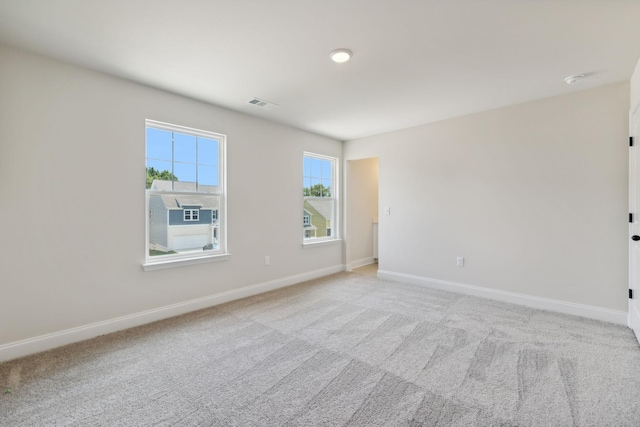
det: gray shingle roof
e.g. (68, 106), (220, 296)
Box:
(150, 180), (219, 210)
(150, 179), (218, 193)
(159, 195), (219, 210)
(304, 199), (333, 220)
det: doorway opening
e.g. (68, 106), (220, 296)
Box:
(351, 263), (378, 277)
(346, 157), (379, 274)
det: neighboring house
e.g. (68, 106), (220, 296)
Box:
(303, 199), (333, 239)
(150, 180), (218, 194)
(303, 208), (317, 239)
(149, 180), (219, 252)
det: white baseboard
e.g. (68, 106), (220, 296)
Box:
(0, 264), (345, 363)
(378, 270), (627, 325)
(347, 257), (376, 271)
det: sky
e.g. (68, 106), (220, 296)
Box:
(303, 155), (332, 195)
(146, 127), (219, 186)
(147, 127), (333, 195)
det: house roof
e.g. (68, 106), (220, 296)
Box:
(150, 180), (219, 210)
(150, 180), (218, 193)
(158, 195), (219, 210)
(304, 199), (333, 221)
(1, 1), (639, 140)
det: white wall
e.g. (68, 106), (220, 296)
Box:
(345, 83), (630, 314)
(0, 45), (343, 357)
(346, 157), (379, 268)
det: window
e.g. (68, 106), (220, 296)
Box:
(145, 120), (226, 267)
(303, 152), (338, 243)
(184, 209), (199, 221)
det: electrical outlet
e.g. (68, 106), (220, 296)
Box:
(265, 256), (270, 266)
(384, 207), (391, 215)
(456, 257), (464, 267)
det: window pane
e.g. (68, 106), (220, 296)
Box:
(174, 163), (197, 187)
(146, 159), (173, 172)
(198, 137), (218, 166)
(174, 133), (197, 163)
(321, 179), (332, 197)
(146, 160), (174, 189)
(303, 157), (312, 177)
(148, 194), (173, 255)
(149, 194), (220, 256)
(198, 165), (218, 188)
(305, 176), (332, 197)
(146, 128), (172, 161)
(311, 158), (322, 178)
(321, 160), (332, 180)
(302, 199), (334, 239)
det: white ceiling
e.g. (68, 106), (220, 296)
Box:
(1, 0), (639, 141)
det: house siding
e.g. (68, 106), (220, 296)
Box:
(304, 200), (329, 238)
(168, 207), (213, 226)
(149, 195), (168, 249)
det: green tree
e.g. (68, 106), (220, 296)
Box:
(146, 167), (178, 189)
(303, 183), (331, 197)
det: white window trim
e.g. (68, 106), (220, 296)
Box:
(144, 120), (228, 269)
(143, 253), (231, 271)
(302, 238), (342, 248)
(303, 151), (339, 246)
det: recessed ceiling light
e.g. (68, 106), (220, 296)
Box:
(564, 74), (585, 85)
(330, 48), (352, 63)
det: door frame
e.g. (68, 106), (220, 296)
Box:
(629, 100), (640, 342)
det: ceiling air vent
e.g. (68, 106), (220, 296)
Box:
(248, 97), (278, 111)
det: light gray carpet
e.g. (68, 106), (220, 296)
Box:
(2, 269), (640, 426)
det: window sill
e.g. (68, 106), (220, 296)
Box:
(143, 253), (231, 271)
(302, 239), (342, 249)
